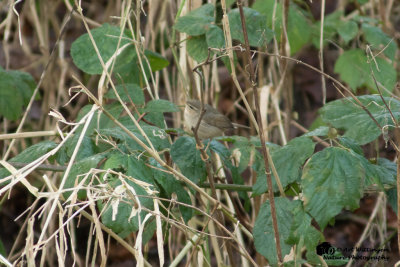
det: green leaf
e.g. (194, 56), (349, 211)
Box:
(287, 5), (312, 54)
(252, 0), (278, 31)
(98, 125), (170, 151)
(150, 159), (193, 223)
(206, 25), (225, 49)
(170, 136), (206, 184)
(367, 57), (397, 94)
(0, 141), (58, 178)
(70, 103), (124, 143)
(376, 158), (396, 185)
(253, 197), (299, 265)
(312, 11), (342, 48)
(252, 0), (276, 29)
(359, 156), (396, 187)
(65, 135), (96, 162)
(135, 109), (166, 128)
(71, 23), (131, 74)
(334, 49), (397, 93)
(303, 126), (329, 137)
(336, 137), (396, 187)
(14, 141), (57, 163)
(228, 7), (273, 47)
(64, 154), (106, 199)
(253, 0), (311, 53)
(301, 147), (364, 229)
(127, 155), (154, 185)
(187, 35), (209, 62)
(225, 0), (236, 6)
(286, 203), (323, 264)
(9, 70), (37, 102)
(100, 154), (159, 238)
(144, 99), (179, 113)
(114, 46), (141, 84)
(144, 50), (170, 72)
(253, 137), (315, 194)
(320, 95), (400, 144)
(104, 83), (145, 105)
(0, 69), (36, 121)
(175, 4), (215, 36)
(337, 20), (358, 43)
(103, 152), (127, 171)
(98, 197), (140, 237)
(98, 176), (153, 238)
(334, 49), (368, 90)
(362, 23), (396, 60)
(337, 137), (363, 155)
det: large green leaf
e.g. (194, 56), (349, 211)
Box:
(113, 45), (141, 84)
(71, 24), (168, 75)
(334, 49), (368, 90)
(98, 197), (140, 237)
(187, 35), (209, 62)
(335, 137), (396, 187)
(144, 99), (179, 113)
(320, 95), (400, 145)
(303, 126), (329, 137)
(102, 151), (128, 171)
(127, 155), (155, 185)
(170, 136), (206, 184)
(252, 137), (315, 194)
(150, 159), (193, 223)
(71, 23), (131, 74)
(98, 125), (170, 151)
(252, 0), (311, 54)
(0, 141), (58, 178)
(286, 5), (312, 54)
(228, 7), (273, 47)
(97, 175), (154, 238)
(0, 68), (36, 121)
(174, 4), (214, 36)
(65, 135), (96, 162)
(206, 24), (225, 49)
(301, 147), (364, 229)
(367, 56), (397, 94)
(253, 197), (299, 265)
(311, 11), (342, 49)
(376, 158), (396, 185)
(104, 83), (145, 105)
(64, 154), (106, 199)
(362, 23), (396, 60)
(144, 50), (169, 72)
(334, 49), (397, 93)
(286, 203), (323, 264)
(337, 20), (358, 44)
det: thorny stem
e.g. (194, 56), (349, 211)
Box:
(237, 0), (283, 264)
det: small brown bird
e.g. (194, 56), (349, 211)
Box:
(184, 99), (235, 139)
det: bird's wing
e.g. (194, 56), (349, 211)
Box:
(203, 112), (234, 130)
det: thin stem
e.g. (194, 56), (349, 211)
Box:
(236, 0), (283, 264)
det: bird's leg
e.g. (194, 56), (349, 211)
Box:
(195, 142), (204, 150)
(199, 140), (212, 161)
(204, 139), (211, 153)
